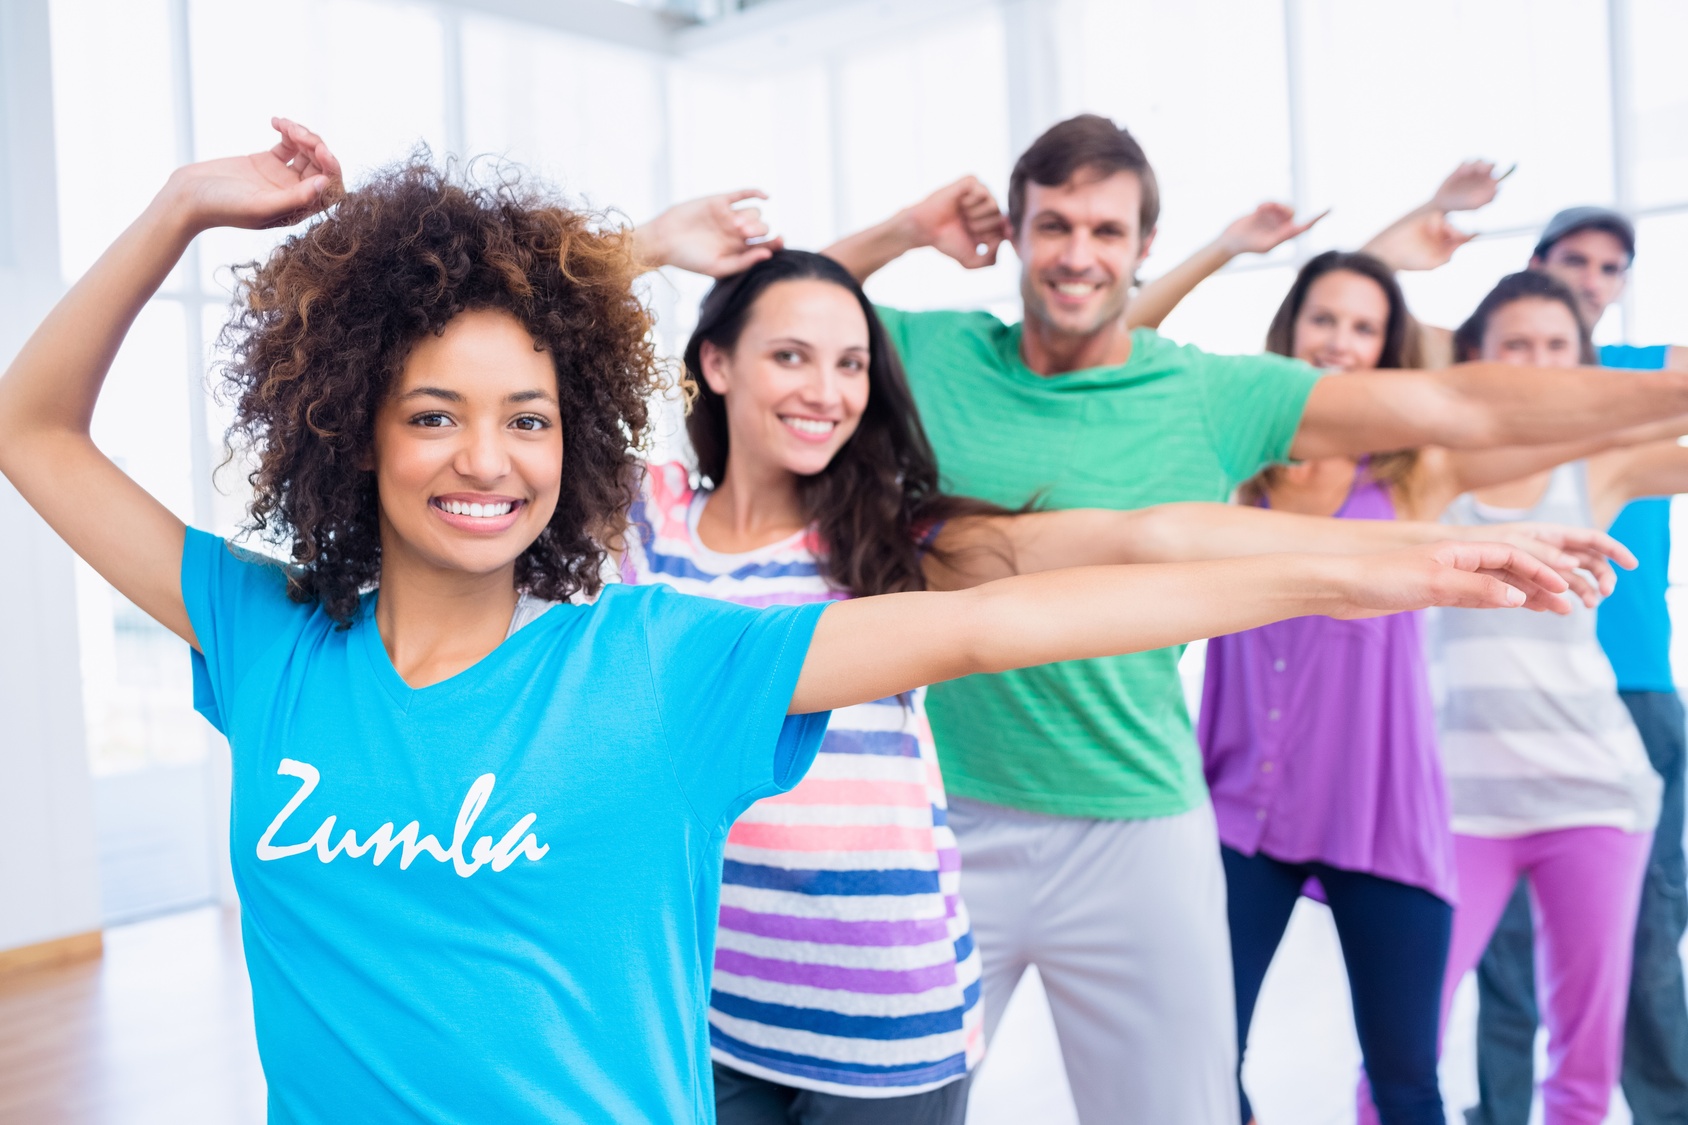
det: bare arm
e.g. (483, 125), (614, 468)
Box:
(1126, 204), (1326, 330)
(1440, 412), (1688, 496)
(0, 118), (340, 651)
(1291, 363), (1688, 461)
(927, 502), (1628, 604)
(1589, 440), (1688, 527)
(632, 189), (783, 277)
(1360, 161), (1510, 272)
(792, 541), (1562, 713)
(821, 176), (1009, 283)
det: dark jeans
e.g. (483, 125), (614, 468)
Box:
(1222, 847), (1453, 1125)
(1465, 690), (1688, 1125)
(713, 1063), (971, 1125)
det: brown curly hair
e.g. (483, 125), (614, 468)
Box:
(219, 159), (661, 624)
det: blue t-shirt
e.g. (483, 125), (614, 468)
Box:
(181, 529), (830, 1124)
(1597, 343), (1675, 692)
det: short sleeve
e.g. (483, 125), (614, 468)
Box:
(873, 305), (929, 393)
(640, 585), (831, 828)
(874, 304), (912, 353)
(182, 528), (308, 733)
(1600, 344), (1671, 371)
(1195, 350), (1324, 483)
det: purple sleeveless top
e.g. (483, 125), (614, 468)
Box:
(1197, 467), (1457, 903)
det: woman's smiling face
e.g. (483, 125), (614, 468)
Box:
(1292, 268), (1391, 373)
(370, 308), (564, 578)
(699, 278), (872, 480)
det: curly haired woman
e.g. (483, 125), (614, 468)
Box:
(0, 120), (1604, 1123)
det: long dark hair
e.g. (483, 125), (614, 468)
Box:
(684, 250), (1000, 597)
(1244, 250), (1420, 504)
(1453, 269), (1597, 364)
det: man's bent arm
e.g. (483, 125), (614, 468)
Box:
(1290, 363), (1688, 460)
(824, 210), (928, 283)
(823, 176), (1007, 284)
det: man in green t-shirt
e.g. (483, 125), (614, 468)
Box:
(823, 114), (1688, 1124)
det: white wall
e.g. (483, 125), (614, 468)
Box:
(0, 0), (103, 951)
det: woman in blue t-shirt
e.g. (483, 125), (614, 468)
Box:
(0, 120), (1608, 1124)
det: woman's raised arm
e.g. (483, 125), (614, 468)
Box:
(792, 540), (1567, 714)
(0, 118), (339, 649)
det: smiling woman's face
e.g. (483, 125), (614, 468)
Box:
(700, 278), (872, 480)
(1291, 269), (1391, 373)
(370, 308), (564, 578)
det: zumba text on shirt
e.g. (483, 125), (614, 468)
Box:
(256, 759), (549, 876)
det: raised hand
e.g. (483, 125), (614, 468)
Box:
(1216, 202), (1328, 256)
(1365, 208), (1479, 272)
(164, 117), (341, 232)
(635, 189), (784, 277)
(906, 176), (1010, 269)
(1431, 160), (1514, 213)
(1331, 540), (1571, 620)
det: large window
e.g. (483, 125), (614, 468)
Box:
(51, 0), (196, 777)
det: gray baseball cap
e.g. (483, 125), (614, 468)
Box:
(1534, 206), (1636, 261)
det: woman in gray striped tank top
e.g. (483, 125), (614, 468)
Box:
(1435, 271), (1688, 1125)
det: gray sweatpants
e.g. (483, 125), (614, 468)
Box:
(948, 797), (1238, 1125)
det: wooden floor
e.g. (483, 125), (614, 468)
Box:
(2, 898), (1662, 1123)
(0, 906), (265, 1125)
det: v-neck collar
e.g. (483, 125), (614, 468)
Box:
(355, 592), (562, 710)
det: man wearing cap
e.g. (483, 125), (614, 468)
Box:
(1465, 208), (1688, 1125)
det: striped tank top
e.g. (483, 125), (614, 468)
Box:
(1437, 461), (1661, 837)
(619, 462), (983, 1096)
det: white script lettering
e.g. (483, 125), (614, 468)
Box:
(256, 759), (549, 877)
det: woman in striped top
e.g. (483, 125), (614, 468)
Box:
(606, 244), (1633, 1125)
(1435, 271), (1688, 1124)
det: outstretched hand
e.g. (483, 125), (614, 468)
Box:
(635, 189), (784, 277)
(906, 176), (1010, 269)
(1217, 202), (1328, 256)
(1331, 540), (1574, 620)
(1431, 160), (1514, 213)
(1478, 521), (1636, 606)
(164, 117), (341, 232)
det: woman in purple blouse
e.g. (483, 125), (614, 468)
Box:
(1198, 251), (1670, 1125)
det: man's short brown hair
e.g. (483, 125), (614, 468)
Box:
(1007, 114), (1160, 236)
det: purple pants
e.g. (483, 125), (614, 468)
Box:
(1441, 827), (1652, 1124)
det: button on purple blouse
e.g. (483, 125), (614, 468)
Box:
(1197, 471), (1457, 904)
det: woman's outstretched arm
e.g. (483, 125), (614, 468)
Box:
(0, 118), (339, 649)
(926, 504), (1631, 606)
(1431, 410), (1688, 500)
(792, 540), (1561, 714)
(1589, 440), (1688, 528)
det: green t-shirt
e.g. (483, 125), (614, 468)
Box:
(878, 307), (1323, 819)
